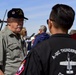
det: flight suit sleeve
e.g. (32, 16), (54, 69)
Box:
(15, 50), (42, 75)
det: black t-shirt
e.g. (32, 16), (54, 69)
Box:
(16, 34), (76, 75)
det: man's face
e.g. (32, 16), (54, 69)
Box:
(38, 29), (42, 34)
(7, 18), (24, 33)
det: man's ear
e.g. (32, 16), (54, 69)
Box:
(7, 18), (9, 22)
(48, 19), (52, 29)
(48, 19), (54, 33)
(7, 18), (10, 26)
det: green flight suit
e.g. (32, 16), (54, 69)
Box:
(0, 26), (27, 75)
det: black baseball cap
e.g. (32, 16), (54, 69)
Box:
(7, 8), (28, 20)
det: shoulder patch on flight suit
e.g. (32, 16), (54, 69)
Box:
(15, 60), (26, 75)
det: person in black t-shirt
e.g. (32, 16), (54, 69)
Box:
(15, 4), (76, 75)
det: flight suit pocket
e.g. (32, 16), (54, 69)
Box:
(8, 43), (21, 59)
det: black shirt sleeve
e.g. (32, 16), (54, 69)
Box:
(16, 50), (43, 75)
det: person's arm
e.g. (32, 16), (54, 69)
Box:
(0, 34), (4, 75)
(15, 51), (42, 75)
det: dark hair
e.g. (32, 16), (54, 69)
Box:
(49, 4), (75, 30)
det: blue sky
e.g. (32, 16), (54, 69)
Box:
(0, 0), (76, 36)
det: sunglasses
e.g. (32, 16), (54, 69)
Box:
(47, 19), (55, 24)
